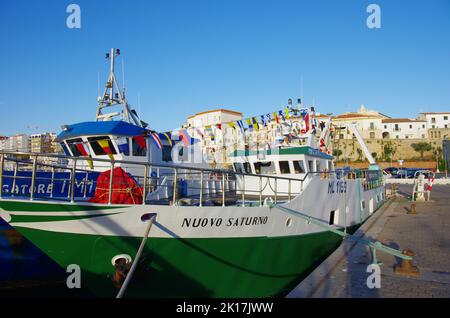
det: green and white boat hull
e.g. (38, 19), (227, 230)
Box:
(0, 177), (385, 297)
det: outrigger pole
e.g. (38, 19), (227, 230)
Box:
(96, 48), (146, 128)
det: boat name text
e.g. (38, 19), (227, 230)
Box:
(182, 216), (268, 228)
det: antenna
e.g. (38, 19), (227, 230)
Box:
(300, 76), (304, 105)
(122, 57), (126, 91)
(95, 48), (142, 127)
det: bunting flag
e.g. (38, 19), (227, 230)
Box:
(161, 132), (173, 146)
(205, 125), (215, 141)
(300, 112), (310, 134)
(116, 137), (130, 156)
(278, 110), (285, 121)
(260, 115), (267, 127)
(97, 139), (115, 161)
(150, 133), (162, 149)
(74, 142), (89, 157)
(216, 123), (222, 130)
(133, 135), (147, 150)
(273, 112), (279, 124)
(265, 113), (271, 125)
(246, 118), (253, 132)
(237, 120), (245, 139)
(75, 142), (94, 169)
(195, 127), (204, 139)
(285, 107), (291, 119)
(252, 117), (259, 131)
(178, 129), (191, 147)
(227, 122), (236, 129)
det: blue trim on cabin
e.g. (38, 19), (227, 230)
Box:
(56, 121), (149, 141)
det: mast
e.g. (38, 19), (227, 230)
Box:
(96, 48), (144, 127)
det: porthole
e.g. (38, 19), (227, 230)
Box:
(286, 217), (292, 227)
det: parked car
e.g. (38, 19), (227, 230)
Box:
(383, 167), (399, 176)
(393, 168), (431, 179)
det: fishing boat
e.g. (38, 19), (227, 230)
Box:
(0, 49), (388, 298)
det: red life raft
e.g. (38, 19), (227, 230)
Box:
(88, 167), (143, 204)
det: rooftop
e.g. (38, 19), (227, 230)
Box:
(420, 112), (450, 115)
(382, 118), (426, 123)
(188, 109), (243, 119)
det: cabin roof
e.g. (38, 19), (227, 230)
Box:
(56, 121), (149, 141)
(229, 146), (334, 160)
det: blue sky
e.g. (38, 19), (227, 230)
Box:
(0, 0), (449, 135)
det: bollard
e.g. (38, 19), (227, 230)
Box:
(409, 203), (417, 214)
(394, 249), (420, 277)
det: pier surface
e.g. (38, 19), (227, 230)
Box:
(288, 184), (450, 298)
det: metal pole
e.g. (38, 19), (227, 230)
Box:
(12, 161), (18, 196)
(0, 154), (4, 199)
(241, 174), (245, 207)
(30, 155), (38, 201)
(116, 214), (156, 299)
(274, 178), (277, 204)
(142, 165), (148, 205)
(199, 171), (203, 207)
(222, 172), (226, 207)
(83, 170), (89, 198)
(69, 159), (77, 203)
(50, 166), (55, 198)
(108, 161), (114, 205)
(288, 179), (291, 202)
(259, 176), (262, 207)
(172, 168), (177, 205)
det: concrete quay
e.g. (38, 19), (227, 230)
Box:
(287, 184), (450, 298)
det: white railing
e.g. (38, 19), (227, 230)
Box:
(0, 151), (383, 207)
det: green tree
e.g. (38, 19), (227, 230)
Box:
(332, 149), (343, 161)
(356, 148), (363, 161)
(411, 142), (432, 160)
(384, 144), (393, 161)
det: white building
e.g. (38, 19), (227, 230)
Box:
(332, 105), (389, 140)
(185, 109), (243, 166)
(381, 118), (427, 139)
(7, 134), (30, 152)
(186, 109), (243, 128)
(0, 136), (8, 151)
(418, 112), (450, 129)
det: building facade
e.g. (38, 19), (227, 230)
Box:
(418, 112), (450, 129)
(381, 118), (427, 139)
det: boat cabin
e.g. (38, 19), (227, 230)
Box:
(229, 146), (335, 198)
(230, 146), (334, 177)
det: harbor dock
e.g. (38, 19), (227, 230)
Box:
(288, 184), (450, 298)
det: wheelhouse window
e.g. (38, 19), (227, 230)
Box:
(293, 160), (305, 174)
(243, 162), (251, 174)
(233, 163), (245, 174)
(87, 136), (117, 156)
(162, 145), (172, 162)
(132, 136), (147, 157)
(115, 137), (130, 156)
(327, 160), (333, 171)
(66, 138), (84, 156)
(254, 161), (276, 174)
(60, 142), (71, 156)
(308, 160), (314, 172)
(279, 161), (291, 174)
